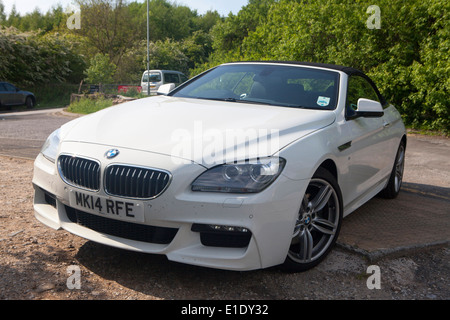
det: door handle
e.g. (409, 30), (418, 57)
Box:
(383, 121), (391, 128)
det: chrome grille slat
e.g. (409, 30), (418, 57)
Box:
(58, 155), (100, 191)
(105, 164), (170, 199)
(58, 156), (170, 199)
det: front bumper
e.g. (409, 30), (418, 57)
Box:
(32, 142), (306, 271)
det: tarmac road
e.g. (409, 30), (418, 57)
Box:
(0, 108), (72, 159)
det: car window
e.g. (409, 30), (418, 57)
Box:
(143, 72), (162, 82)
(3, 83), (16, 92)
(164, 73), (181, 84)
(0, 83), (6, 91)
(172, 64), (340, 110)
(346, 76), (380, 112)
(180, 74), (188, 83)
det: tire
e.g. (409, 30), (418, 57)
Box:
(379, 141), (406, 199)
(280, 167), (343, 272)
(26, 96), (35, 109)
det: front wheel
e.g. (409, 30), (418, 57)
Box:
(379, 141), (405, 199)
(281, 167), (343, 272)
(26, 96), (35, 109)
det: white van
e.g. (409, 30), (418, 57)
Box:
(141, 70), (188, 95)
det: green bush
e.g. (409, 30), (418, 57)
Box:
(0, 28), (86, 87)
(84, 53), (117, 85)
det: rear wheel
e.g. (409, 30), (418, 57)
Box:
(26, 96), (34, 109)
(281, 167), (343, 272)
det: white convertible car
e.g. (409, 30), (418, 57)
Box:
(33, 62), (406, 272)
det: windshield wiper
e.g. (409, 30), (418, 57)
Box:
(194, 97), (237, 102)
(236, 98), (282, 107)
(192, 96), (305, 108)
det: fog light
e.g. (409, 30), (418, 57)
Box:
(208, 225), (249, 233)
(191, 223), (252, 248)
(191, 223), (249, 233)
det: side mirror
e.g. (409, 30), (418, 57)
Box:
(347, 98), (384, 119)
(157, 83), (175, 96)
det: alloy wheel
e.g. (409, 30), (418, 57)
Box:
(288, 178), (340, 264)
(394, 144), (405, 193)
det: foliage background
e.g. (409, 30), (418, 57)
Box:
(0, 0), (448, 133)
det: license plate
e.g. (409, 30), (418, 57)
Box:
(69, 190), (145, 222)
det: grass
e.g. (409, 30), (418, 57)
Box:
(66, 96), (113, 114)
(1, 83), (146, 113)
(406, 127), (449, 137)
(30, 83), (144, 109)
(31, 83), (81, 108)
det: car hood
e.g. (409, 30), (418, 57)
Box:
(61, 96), (335, 167)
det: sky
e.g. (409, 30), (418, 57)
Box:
(1, 0), (248, 17)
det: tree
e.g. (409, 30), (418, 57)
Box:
(182, 31), (214, 71)
(194, 10), (221, 33)
(210, 0), (276, 55)
(74, 0), (141, 67)
(84, 53), (117, 84)
(6, 5), (21, 28)
(147, 39), (189, 75)
(0, 0), (6, 24)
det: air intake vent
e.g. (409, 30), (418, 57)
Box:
(65, 206), (178, 244)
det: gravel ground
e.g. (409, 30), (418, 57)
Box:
(0, 155), (449, 302)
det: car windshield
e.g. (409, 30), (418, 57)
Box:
(171, 64), (340, 110)
(143, 72), (161, 82)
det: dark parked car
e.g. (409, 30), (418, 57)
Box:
(0, 82), (36, 110)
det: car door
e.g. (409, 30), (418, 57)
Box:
(164, 72), (181, 87)
(4, 83), (22, 105)
(339, 75), (392, 207)
(0, 83), (8, 105)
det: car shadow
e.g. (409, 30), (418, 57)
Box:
(74, 241), (281, 299)
(401, 182), (450, 202)
(339, 183), (450, 253)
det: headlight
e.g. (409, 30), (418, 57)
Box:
(191, 157), (286, 193)
(41, 128), (61, 163)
